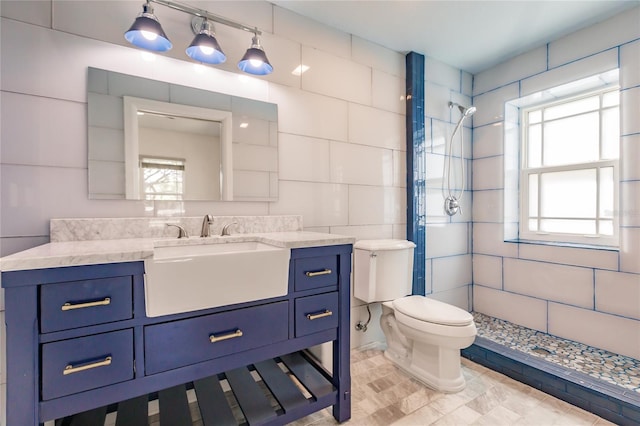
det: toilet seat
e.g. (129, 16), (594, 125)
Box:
(393, 295), (473, 326)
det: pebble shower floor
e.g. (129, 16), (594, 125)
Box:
(473, 312), (640, 394)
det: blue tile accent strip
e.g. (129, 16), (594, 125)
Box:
(462, 337), (640, 426)
(405, 52), (426, 296)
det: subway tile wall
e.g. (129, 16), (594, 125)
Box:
(472, 7), (640, 360)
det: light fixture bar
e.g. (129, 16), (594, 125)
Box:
(149, 0), (261, 35)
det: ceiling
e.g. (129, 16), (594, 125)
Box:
(271, 0), (639, 74)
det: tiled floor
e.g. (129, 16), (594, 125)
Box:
(473, 312), (640, 394)
(291, 348), (616, 426)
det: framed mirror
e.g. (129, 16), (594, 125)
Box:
(87, 67), (278, 201)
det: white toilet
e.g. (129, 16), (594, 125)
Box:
(353, 239), (477, 393)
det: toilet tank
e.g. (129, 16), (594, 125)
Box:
(353, 239), (416, 303)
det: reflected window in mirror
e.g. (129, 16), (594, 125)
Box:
(140, 157), (185, 200)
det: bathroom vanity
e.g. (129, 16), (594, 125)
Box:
(1, 217), (353, 425)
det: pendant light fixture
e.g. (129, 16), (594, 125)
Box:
(124, 0), (273, 75)
(124, 1), (172, 52)
(238, 33), (273, 76)
(186, 18), (226, 64)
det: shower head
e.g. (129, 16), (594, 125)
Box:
(449, 102), (476, 117)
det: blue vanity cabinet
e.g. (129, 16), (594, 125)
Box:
(1, 243), (352, 425)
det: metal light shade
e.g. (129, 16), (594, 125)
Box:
(186, 20), (226, 64)
(124, 4), (172, 52)
(237, 35), (273, 75)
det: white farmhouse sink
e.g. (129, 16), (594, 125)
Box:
(144, 241), (291, 317)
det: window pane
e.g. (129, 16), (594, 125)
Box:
(540, 169), (597, 218)
(528, 124), (542, 167)
(602, 91), (619, 108)
(529, 110), (542, 124)
(544, 112), (599, 166)
(540, 219), (596, 234)
(602, 108), (620, 159)
(544, 96), (599, 120)
(529, 174), (538, 216)
(599, 220), (614, 235)
(528, 218), (538, 232)
(600, 167), (614, 218)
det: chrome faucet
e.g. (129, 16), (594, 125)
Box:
(200, 214), (213, 237)
(221, 222), (237, 236)
(166, 223), (189, 239)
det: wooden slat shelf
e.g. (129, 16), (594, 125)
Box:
(55, 352), (337, 426)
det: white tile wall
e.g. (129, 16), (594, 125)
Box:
(472, 122), (503, 159)
(473, 255), (503, 289)
(269, 84), (348, 141)
(472, 83), (519, 127)
(518, 244), (619, 271)
(472, 223), (518, 258)
(427, 286), (471, 311)
(348, 103), (405, 150)
(521, 49), (618, 97)
(472, 156), (503, 190)
(270, 181), (348, 227)
(348, 185), (405, 226)
(351, 36), (405, 79)
(472, 190), (503, 223)
(621, 134), (640, 181)
(621, 86), (640, 136)
(0, 0), (50, 27)
(474, 285), (548, 332)
(548, 7), (640, 68)
(620, 228), (640, 274)
(595, 270), (640, 320)
(432, 255), (472, 293)
(330, 224), (393, 241)
(278, 134), (330, 182)
(372, 69), (406, 114)
(548, 302), (640, 360)
(351, 303), (385, 349)
(424, 82), (451, 122)
(473, 46), (547, 96)
(425, 223), (469, 259)
(301, 46), (372, 104)
(620, 39), (640, 89)
(504, 258), (594, 309)
(330, 142), (394, 186)
(425, 57), (461, 91)
(621, 181), (640, 227)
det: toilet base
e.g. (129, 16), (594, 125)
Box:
(383, 342), (467, 393)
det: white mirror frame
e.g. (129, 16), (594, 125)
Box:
(123, 96), (233, 200)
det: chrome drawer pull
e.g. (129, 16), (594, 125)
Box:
(307, 310), (333, 320)
(61, 297), (111, 311)
(209, 329), (243, 343)
(63, 356), (112, 375)
(305, 269), (332, 277)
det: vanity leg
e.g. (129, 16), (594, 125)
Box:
(332, 252), (351, 422)
(4, 285), (40, 425)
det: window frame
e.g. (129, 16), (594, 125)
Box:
(519, 87), (620, 247)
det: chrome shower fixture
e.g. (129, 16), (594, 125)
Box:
(442, 101), (477, 216)
(448, 101), (476, 117)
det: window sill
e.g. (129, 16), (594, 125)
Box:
(504, 239), (619, 252)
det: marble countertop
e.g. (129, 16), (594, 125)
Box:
(0, 231), (355, 272)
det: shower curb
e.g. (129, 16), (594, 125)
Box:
(462, 337), (640, 426)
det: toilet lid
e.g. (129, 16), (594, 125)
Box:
(393, 296), (473, 326)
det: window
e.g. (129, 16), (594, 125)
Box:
(140, 157), (185, 200)
(520, 88), (619, 246)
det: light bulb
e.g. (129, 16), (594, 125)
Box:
(249, 59), (263, 67)
(199, 45), (214, 55)
(141, 30), (158, 41)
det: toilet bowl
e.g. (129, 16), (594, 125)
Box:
(353, 239), (477, 393)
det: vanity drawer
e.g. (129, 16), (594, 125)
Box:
(41, 329), (134, 400)
(144, 301), (288, 375)
(40, 276), (133, 333)
(294, 255), (338, 291)
(295, 292), (339, 337)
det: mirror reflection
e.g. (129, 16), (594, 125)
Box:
(87, 67), (278, 202)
